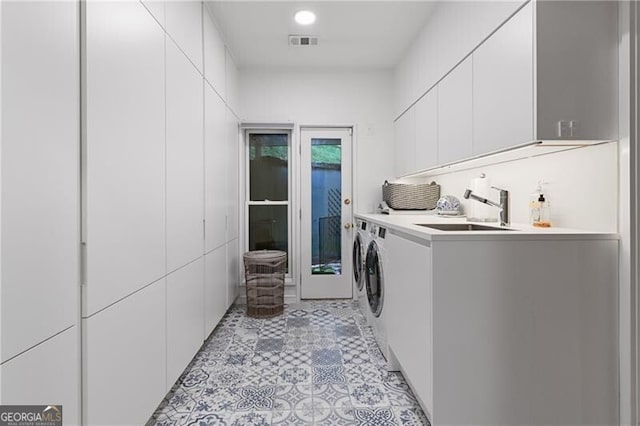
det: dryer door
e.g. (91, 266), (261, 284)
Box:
(365, 240), (384, 317)
(353, 233), (364, 290)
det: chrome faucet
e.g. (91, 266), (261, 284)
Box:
(463, 186), (510, 226)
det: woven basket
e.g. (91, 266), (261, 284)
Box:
(382, 180), (441, 210)
(243, 250), (286, 318)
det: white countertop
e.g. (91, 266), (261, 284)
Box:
(355, 212), (619, 242)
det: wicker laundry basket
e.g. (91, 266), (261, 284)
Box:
(243, 250), (287, 318)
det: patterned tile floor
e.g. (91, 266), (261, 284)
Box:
(148, 300), (430, 426)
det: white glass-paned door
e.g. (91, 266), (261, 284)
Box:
(301, 128), (353, 299)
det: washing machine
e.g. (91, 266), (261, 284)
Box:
(353, 219), (371, 317)
(365, 225), (390, 363)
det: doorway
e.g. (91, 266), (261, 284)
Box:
(300, 128), (353, 299)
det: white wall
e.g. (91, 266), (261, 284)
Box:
(404, 143), (618, 232)
(239, 68), (395, 215)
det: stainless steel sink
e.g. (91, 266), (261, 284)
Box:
(415, 223), (514, 231)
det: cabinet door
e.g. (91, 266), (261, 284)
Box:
(204, 246), (228, 335)
(83, 280), (166, 426)
(0, 327), (79, 425)
(167, 258), (204, 387)
(1, 0), (79, 361)
(227, 239), (240, 308)
(84, 1), (166, 316)
(203, 9), (226, 99)
(226, 109), (239, 242)
(165, 0), (203, 73)
(415, 88), (438, 171)
(393, 108), (416, 177)
(438, 56), (473, 164)
(225, 49), (239, 114)
(166, 38), (204, 272)
(204, 85), (228, 252)
(473, 2), (533, 155)
(385, 232), (432, 414)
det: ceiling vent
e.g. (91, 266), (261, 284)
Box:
(289, 35), (318, 47)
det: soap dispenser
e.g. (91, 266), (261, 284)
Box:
(529, 181), (551, 227)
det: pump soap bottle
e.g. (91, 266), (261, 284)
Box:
(529, 181), (551, 227)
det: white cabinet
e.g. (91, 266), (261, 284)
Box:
(386, 232), (432, 414)
(225, 49), (239, 114)
(204, 86), (228, 252)
(414, 88), (438, 171)
(226, 239), (240, 308)
(165, 0), (203, 73)
(84, 1), (166, 316)
(167, 259), (204, 387)
(381, 227), (618, 425)
(473, 0), (617, 155)
(534, 0), (617, 141)
(166, 38), (205, 272)
(141, 0), (165, 27)
(0, 327), (80, 425)
(203, 8), (226, 99)
(226, 108), (240, 242)
(438, 56), (472, 164)
(393, 108), (416, 177)
(473, 2), (533, 155)
(1, 0), (79, 361)
(204, 246), (228, 335)
(83, 280), (166, 426)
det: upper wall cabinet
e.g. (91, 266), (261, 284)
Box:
(393, 0), (618, 177)
(438, 56), (472, 164)
(1, 0), (79, 362)
(166, 39), (205, 273)
(165, 1), (203, 74)
(84, 1), (166, 316)
(394, 107), (416, 177)
(473, 0), (617, 154)
(415, 88), (438, 171)
(472, 2), (533, 155)
(395, 0), (526, 118)
(534, 1), (617, 141)
(203, 8), (226, 99)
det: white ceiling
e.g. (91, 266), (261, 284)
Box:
(205, 1), (435, 69)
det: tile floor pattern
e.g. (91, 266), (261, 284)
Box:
(149, 300), (430, 426)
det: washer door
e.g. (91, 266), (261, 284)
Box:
(365, 240), (383, 317)
(353, 234), (364, 290)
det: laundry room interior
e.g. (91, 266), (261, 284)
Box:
(0, 1), (638, 425)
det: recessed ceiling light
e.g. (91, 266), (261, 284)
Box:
(295, 10), (316, 25)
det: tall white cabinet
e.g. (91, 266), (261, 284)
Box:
(81, 2), (242, 424)
(83, 0), (166, 316)
(0, 1), (80, 423)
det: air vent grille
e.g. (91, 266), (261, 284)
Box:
(289, 35), (318, 47)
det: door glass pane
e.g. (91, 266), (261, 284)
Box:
(248, 205), (288, 253)
(311, 138), (342, 275)
(249, 134), (288, 201)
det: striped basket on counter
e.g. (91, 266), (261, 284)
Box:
(382, 180), (441, 210)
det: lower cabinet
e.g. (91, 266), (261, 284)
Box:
(204, 247), (228, 336)
(83, 280), (166, 426)
(385, 230), (618, 425)
(167, 258), (205, 387)
(385, 232), (433, 414)
(0, 326), (80, 426)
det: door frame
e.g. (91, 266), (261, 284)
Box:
(296, 124), (357, 301)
